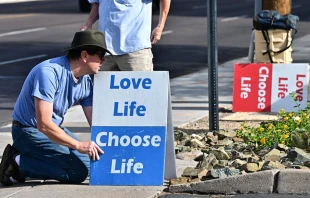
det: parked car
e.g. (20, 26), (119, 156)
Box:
(78, 0), (159, 12)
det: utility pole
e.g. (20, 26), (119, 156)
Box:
(262, 0), (291, 15)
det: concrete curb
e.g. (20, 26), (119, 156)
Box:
(169, 170), (278, 194)
(169, 169), (310, 195)
(277, 169), (310, 194)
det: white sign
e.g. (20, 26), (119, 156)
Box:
(271, 64), (308, 112)
(90, 71), (176, 186)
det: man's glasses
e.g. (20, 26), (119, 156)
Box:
(95, 53), (105, 61)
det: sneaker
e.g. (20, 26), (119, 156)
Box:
(0, 144), (24, 186)
(12, 170), (25, 183)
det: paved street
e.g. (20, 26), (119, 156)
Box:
(3, 0), (310, 126)
(1, 0), (310, 127)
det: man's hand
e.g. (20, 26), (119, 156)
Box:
(151, 26), (163, 44)
(80, 24), (92, 31)
(80, 3), (99, 31)
(77, 141), (104, 160)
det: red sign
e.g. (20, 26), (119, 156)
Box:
(233, 63), (273, 112)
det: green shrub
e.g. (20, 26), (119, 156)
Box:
(236, 93), (310, 151)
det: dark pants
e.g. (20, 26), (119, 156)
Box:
(11, 126), (90, 183)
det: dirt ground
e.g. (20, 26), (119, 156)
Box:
(178, 113), (261, 133)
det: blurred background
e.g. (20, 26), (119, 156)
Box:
(0, 0), (309, 127)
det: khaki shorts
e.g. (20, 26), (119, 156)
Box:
(101, 48), (153, 71)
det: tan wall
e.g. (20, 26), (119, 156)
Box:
(262, 0), (291, 15)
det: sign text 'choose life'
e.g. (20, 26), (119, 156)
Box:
(96, 132), (161, 174)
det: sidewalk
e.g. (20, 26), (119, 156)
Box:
(1, 33), (310, 197)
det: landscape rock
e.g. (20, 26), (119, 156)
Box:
(247, 155), (260, 163)
(175, 145), (192, 154)
(216, 130), (236, 140)
(218, 138), (234, 146)
(191, 134), (203, 141)
(303, 161), (310, 168)
(233, 137), (244, 142)
(210, 149), (230, 160)
(287, 147), (310, 165)
(276, 144), (288, 152)
(182, 167), (208, 179)
(170, 177), (189, 185)
(190, 139), (205, 148)
(209, 168), (240, 179)
(172, 128), (310, 187)
(262, 161), (286, 170)
(241, 163), (259, 172)
(291, 128), (309, 149)
(193, 154), (204, 162)
(197, 153), (218, 170)
(176, 150), (203, 160)
(231, 159), (247, 169)
(263, 149), (281, 162)
(174, 130), (189, 142)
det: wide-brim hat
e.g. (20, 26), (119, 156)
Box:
(63, 30), (113, 56)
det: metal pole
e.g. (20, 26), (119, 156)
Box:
(248, 31), (255, 63)
(255, 0), (262, 15)
(207, 0), (219, 131)
(248, 0), (262, 62)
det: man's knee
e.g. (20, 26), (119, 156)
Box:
(66, 164), (89, 183)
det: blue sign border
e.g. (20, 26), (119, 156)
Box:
(90, 126), (166, 186)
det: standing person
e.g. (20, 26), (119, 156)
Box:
(0, 30), (111, 186)
(80, 0), (171, 71)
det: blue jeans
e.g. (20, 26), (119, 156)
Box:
(11, 126), (90, 183)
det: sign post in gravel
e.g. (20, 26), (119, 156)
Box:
(207, 0), (219, 131)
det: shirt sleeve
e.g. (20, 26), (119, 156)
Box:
(32, 67), (58, 103)
(79, 77), (93, 107)
(88, 0), (99, 3)
(80, 93), (93, 107)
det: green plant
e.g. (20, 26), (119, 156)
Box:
(236, 93), (310, 151)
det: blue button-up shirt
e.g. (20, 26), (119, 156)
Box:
(88, 0), (152, 55)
